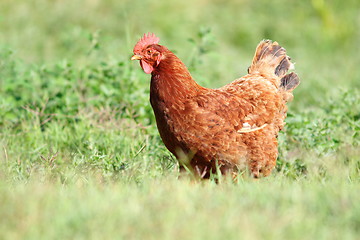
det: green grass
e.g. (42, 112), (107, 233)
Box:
(0, 0), (360, 239)
(1, 177), (360, 240)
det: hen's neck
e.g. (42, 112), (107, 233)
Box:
(150, 52), (204, 104)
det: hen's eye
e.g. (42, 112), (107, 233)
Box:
(147, 50), (152, 54)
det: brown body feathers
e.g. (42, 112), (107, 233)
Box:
(132, 34), (300, 178)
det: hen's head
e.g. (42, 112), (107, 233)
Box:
(131, 33), (167, 74)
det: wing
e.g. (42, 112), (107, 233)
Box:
(166, 74), (285, 164)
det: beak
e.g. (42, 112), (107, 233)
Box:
(131, 54), (142, 60)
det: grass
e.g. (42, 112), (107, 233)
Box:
(0, 0), (360, 239)
(1, 177), (359, 240)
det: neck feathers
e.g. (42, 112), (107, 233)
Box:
(150, 52), (204, 102)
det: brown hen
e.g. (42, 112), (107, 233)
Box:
(131, 33), (300, 178)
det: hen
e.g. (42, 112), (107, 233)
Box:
(131, 33), (300, 178)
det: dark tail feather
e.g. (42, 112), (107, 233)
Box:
(280, 72), (300, 91)
(248, 40), (296, 80)
(275, 56), (292, 77)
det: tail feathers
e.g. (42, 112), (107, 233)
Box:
(280, 72), (300, 91)
(275, 56), (294, 77)
(248, 40), (294, 79)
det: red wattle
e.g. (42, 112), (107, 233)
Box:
(140, 60), (154, 74)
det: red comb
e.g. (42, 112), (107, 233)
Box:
(133, 33), (160, 54)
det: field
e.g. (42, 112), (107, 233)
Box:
(0, 0), (360, 239)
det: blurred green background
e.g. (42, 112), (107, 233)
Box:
(1, 0), (359, 108)
(0, 0), (359, 239)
